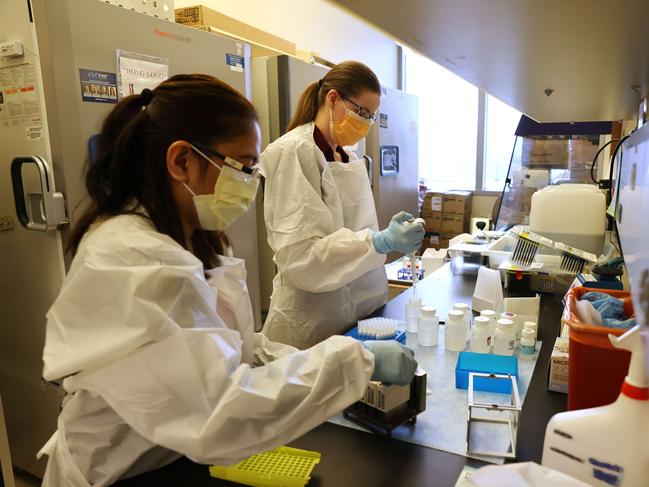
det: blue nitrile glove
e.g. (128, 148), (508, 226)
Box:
(372, 211), (425, 254)
(581, 292), (626, 320)
(362, 340), (417, 385)
(603, 317), (636, 329)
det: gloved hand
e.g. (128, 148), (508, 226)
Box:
(372, 211), (425, 254)
(362, 340), (417, 385)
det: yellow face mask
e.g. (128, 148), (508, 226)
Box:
(329, 102), (373, 147)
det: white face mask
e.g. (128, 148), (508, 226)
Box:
(184, 145), (259, 231)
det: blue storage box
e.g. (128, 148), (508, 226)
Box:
(455, 352), (518, 394)
(344, 326), (407, 345)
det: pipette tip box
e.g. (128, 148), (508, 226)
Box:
(455, 352), (518, 394)
(344, 327), (407, 344)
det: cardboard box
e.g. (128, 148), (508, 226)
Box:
(441, 213), (470, 235)
(440, 237), (451, 249)
(443, 191), (472, 215)
(421, 192), (444, 214)
(548, 337), (569, 393)
(421, 233), (441, 251)
(423, 212), (442, 233)
(175, 5), (296, 56)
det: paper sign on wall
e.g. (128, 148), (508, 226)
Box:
(0, 62), (42, 129)
(116, 50), (169, 99)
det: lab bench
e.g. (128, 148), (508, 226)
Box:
(117, 264), (567, 487)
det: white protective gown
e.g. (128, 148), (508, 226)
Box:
(260, 122), (388, 349)
(39, 213), (373, 486)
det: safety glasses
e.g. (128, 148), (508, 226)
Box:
(190, 141), (258, 176)
(342, 97), (377, 122)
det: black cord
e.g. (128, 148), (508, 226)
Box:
(590, 139), (615, 184)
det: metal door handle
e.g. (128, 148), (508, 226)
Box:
(11, 156), (68, 231)
(363, 154), (373, 187)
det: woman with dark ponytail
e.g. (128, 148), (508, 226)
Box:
(260, 61), (425, 349)
(39, 74), (415, 486)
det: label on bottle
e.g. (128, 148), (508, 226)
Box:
(508, 339), (515, 351)
(521, 344), (535, 356)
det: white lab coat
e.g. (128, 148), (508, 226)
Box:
(39, 213), (373, 486)
(260, 122), (388, 349)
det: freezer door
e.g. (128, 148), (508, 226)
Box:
(367, 87), (420, 230)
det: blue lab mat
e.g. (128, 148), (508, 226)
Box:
(455, 352), (518, 393)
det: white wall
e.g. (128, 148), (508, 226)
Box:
(174, 0), (399, 88)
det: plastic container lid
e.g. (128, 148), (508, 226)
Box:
(453, 303), (470, 312)
(474, 316), (490, 328)
(421, 306), (437, 318)
(522, 329), (535, 339)
(480, 309), (496, 318)
(448, 309), (464, 321)
(497, 318), (514, 329)
(501, 311), (517, 320)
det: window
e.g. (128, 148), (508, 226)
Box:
(483, 95), (522, 191)
(404, 49), (521, 192)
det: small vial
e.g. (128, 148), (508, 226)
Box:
(493, 318), (515, 356)
(453, 303), (472, 339)
(405, 296), (422, 333)
(445, 310), (467, 352)
(418, 306), (438, 347)
(470, 316), (492, 353)
(520, 328), (536, 360)
(523, 321), (538, 345)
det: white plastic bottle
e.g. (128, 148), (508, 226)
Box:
(501, 311), (520, 339)
(519, 328), (536, 360)
(542, 326), (649, 486)
(405, 296), (422, 333)
(493, 318), (515, 356)
(480, 309), (497, 346)
(445, 310), (467, 352)
(418, 306), (438, 347)
(470, 316), (492, 353)
(453, 303), (472, 339)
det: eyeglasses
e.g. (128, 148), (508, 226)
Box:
(342, 97), (377, 122)
(190, 141), (258, 176)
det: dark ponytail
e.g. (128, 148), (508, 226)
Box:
(68, 74), (259, 269)
(286, 61), (381, 131)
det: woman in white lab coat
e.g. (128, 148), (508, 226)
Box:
(39, 74), (417, 486)
(260, 61), (424, 349)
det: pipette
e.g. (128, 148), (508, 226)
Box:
(405, 218), (425, 297)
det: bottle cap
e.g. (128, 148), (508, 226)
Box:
(497, 318), (514, 329)
(474, 316), (490, 327)
(421, 306), (437, 317)
(448, 310), (464, 320)
(522, 329), (535, 339)
(480, 309), (496, 317)
(501, 311), (516, 319)
(523, 321), (537, 330)
(453, 303), (470, 311)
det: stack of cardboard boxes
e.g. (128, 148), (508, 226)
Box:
(420, 190), (472, 251)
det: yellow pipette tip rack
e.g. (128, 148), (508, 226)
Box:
(209, 446), (321, 487)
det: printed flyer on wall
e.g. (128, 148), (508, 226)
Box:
(116, 49), (169, 99)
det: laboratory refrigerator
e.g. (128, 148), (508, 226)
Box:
(0, 0), (261, 476)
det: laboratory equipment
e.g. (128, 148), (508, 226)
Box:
(543, 326), (649, 487)
(343, 367), (427, 438)
(495, 116), (613, 232)
(500, 312), (518, 338)
(209, 446), (321, 487)
(397, 255), (424, 283)
(455, 352), (519, 393)
(445, 310), (467, 352)
(472, 266), (504, 313)
(503, 295), (540, 339)
(407, 217), (426, 296)
(519, 329), (536, 360)
(448, 237), (488, 276)
(530, 184), (606, 256)
(418, 306), (439, 347)
(470, 317), (492, 353)
(356, 318), (398, 340)
(563, 286), (633, 410)
(510, 227), (552, 268)
(405, 296), (422, 333)
(466, 372), (521, 459)
(493, 319), (516, 356)
(0, 0), (261, 475)
(555, 242), (598, 275)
